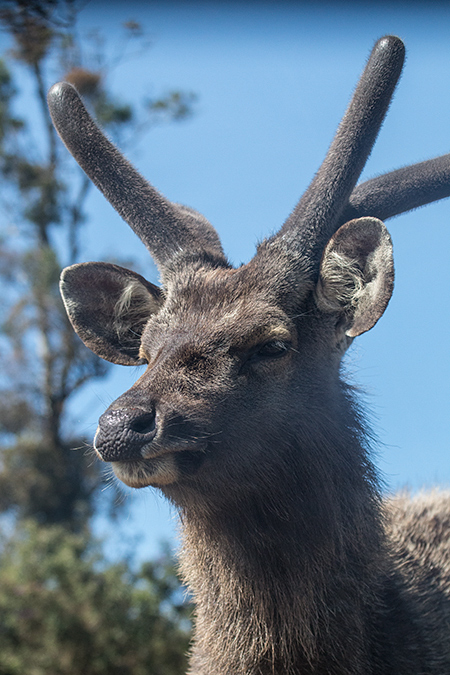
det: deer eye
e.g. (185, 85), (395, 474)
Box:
(247, 340), (291, 364)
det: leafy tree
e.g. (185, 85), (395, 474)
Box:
(0, 5), (194, 671)
(0, 1), (195, 529)
(0, 521), (191, 675)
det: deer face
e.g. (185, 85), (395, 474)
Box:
(60, 217), (393, 491)
(51, 35), (450, 498)
(62, 261), (300, 489)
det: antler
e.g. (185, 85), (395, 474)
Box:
(341, 154), (450, 224)
(47, 82), (227, 272)
(49, 38), (450, 284)
(273, 35), (405, 268)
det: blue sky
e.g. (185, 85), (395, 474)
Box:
(18, 1), (450, 560)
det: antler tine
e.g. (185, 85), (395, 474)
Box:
(341, 154), (450, 224)
(275, 35), (405, 269)
(47, 82), (227, 272)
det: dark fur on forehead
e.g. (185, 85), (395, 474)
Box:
(161, 239), (314, 319)
(156, 266), (295, 335)
(161, 249), (232, 286)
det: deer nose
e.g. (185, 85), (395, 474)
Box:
(94, 407), (157, 462)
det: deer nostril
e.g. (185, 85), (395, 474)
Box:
(130, 411), (156, 436)
(95, 407), (157, 462)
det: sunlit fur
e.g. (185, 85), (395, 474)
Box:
(114, 279), (158, 341)
(112, 456), (179, 487)
(51, 35), (450, 675)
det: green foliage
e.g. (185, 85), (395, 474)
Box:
(0, 522), (191, 675)
(0, 60), (23, 146)
(0, 1), (196, 529)
(0, 438), (97, 528)
(0, 4), (195, 669)
(148, 90), (197, 122)
(0, 235), (107, 526)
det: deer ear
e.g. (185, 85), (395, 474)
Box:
(60, 262), (162, 365)
(315, 217), (394, 339)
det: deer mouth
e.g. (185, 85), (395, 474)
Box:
(110, 447), (207, 488)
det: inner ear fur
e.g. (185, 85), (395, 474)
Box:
(60, 262), (162, 365)
(315, 217), (394, 338)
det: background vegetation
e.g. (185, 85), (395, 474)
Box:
(0, 1), (193, 671)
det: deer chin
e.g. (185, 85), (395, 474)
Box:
(111, 448), (206, 488)
(112, 456), (179, 488)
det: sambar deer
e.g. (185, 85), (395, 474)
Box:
(48, 36), (450, 674)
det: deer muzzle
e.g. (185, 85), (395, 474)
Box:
(94, 407), (157, 462)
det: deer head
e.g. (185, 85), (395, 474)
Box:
(48, 36), (450, 502)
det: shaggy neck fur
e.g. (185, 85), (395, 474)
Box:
(170, 390), (389, 675)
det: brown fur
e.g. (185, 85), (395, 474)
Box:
(50, 36), (450, 674)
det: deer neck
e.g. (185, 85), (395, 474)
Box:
(175, 433), (387, 675)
